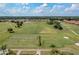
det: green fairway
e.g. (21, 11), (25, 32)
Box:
(0, 21), (79, 49)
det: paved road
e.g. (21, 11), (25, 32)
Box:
(11, 48), (52, 55)
(12, 48), (52, 51)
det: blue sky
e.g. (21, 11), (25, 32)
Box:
(0, 3), (79, 16)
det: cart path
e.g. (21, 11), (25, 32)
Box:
(71, 30), (78, 35)
(11, 48), (52, 51)
(17, 50), (22, 55)
(11, 48), (52, 55)
(36, 49), (41, 55)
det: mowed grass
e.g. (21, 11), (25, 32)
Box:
(0, 21), (79, 49)
(0, 22), (13, 45)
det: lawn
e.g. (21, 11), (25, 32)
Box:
(0, 21), (79, 49)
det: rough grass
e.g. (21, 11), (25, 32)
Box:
(41, 51), (51, 55)
(20, 51), (36, 55)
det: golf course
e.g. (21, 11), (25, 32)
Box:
(0, 20), (79, 55)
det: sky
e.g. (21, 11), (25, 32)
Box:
(0, 3), (79, 16)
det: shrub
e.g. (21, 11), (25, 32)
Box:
(47, 19), (54, 25)
(1, 44), (7, 51)
(16, 21), (23, 28)
(6, 49), (16, 55)
(1, 44), (7, 54)
(50, 44), (56, 48)
(50, 48), (60, 55)
(7, 28), (14, 33)
(58, 26), (63, 30)
(54, 25), (58, 29)
(53, 21), (63, 30)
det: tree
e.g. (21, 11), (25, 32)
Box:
(1, 44), (7, 54)
(53, 21), (63, 30)
(20, 21), (23, 26)
(16, 21), (20, 28)
(54, 25), (58, 29)
(16, 21), (23, 28)
(47, 19), (54, 25)
(7, 28), (14, 33)
(38, 36), (42, 47)
(58, 26), (63, 30)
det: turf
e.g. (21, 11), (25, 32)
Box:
(0, 21), (79, 49)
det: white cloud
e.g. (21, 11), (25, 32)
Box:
(15, 3), (30, 9)
(23, 6), (30, 9)
(6, 8), (20, 14)
(65, 4), (79, 12)
(0, 3), (6, 8)
(40, 3), (47, 7)
(33, 9), (43, 13)
(3, 3), (30, 16)
(32, 3), (48, 13)
(50, 5), (64, 12)
(36, 3), (47, 9)
(6, 8), (29, 15)
(21, 3), (29, 5)
(22, 3), (30, 9)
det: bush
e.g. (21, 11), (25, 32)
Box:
(7, 28), (14, 33)
(6, 49), (16, 55)
(16, 21), (23, 28)
(47, 19), (54, 25)
(47, 21), (53, 25)
(50, 48), (60, 55)
(1, 44), (7, 54)
(1, 44), (7, 51)
(50, 44), (56, 48)
(58, 26), (63, 30)
(20, 21), (23, 26)
(54, 25), (58, 29)
(53, 21), (63, 30)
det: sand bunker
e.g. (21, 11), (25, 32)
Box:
(75, 43), (79, 46)
(64, 36), (69, 39)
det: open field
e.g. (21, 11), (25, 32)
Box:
(0, 21), (79, 54)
